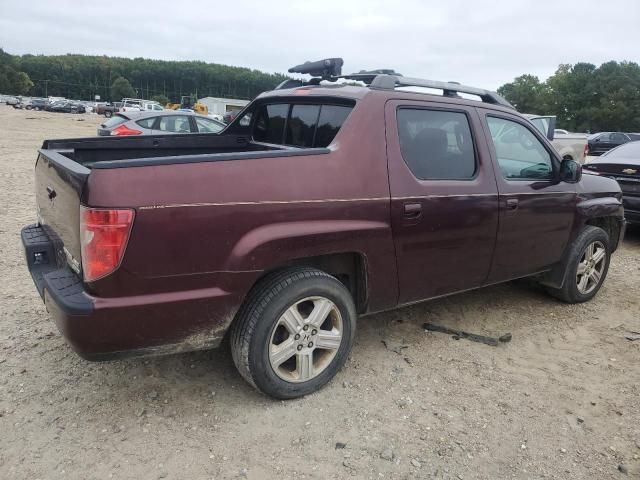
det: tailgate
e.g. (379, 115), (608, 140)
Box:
(35, 150), (90, 271)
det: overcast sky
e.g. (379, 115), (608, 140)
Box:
(1, 0), (639, 90)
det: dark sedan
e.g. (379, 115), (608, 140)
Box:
(46, 101), (86, 114)
(584, 141), (640, 224)
(586, 131), (640, 157)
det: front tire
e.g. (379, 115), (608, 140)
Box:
(230, 268), (356, 399)
(104, 110), (113, 118)
(547, 226), (611, 303)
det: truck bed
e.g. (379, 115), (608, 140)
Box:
(42, 133), (328, 169)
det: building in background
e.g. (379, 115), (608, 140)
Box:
(198, 97), (249, 121)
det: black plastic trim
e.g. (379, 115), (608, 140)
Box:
(21, 224), (94, 316)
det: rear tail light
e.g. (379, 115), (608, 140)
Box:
(111, 124), (142, 136)
(80, 207), (134, 282)
(584, 144), (589, 156)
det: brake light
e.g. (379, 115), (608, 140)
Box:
(111, 124), (142, 136)
(584, 144), (589, 156)
(80, 207), (134, 282)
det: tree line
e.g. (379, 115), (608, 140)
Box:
(497, 61), (640, 133)
(0, 48), (288, 102)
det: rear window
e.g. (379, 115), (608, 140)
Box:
(252, 103), (352, 147)
(102, 114), (128, 129)
(254, 104), (288, 143)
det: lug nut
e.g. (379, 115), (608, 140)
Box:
(308, 342), (314, 348)
(311, 329), (317, 335)
(297, 344), (303, 351)
(294, 334), (300, 340)
(303, 325), (309, 331)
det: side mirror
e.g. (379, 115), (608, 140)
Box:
(560, 158), (582, 183)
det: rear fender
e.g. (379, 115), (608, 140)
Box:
(225, 220), (388, 272)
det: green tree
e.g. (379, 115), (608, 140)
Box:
(0, 47), (33, 95)
(111, 76), (136, 100)
(12, 71), (33, 94)
(497, 74), (549, 113)
(150, 94), (169, 106)
(499, 61), (640, 132)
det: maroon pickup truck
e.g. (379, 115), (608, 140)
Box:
(22, 59), (625, 399)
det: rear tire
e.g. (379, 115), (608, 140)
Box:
(230, 267), (356, 399)
(104, 110), (113, 118)
(546, 226), (610, 303)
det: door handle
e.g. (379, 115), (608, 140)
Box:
(403, 202), (422, 219)
(506, 198), (519, 211)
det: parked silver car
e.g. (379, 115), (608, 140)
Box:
(97, 110), (225, 136)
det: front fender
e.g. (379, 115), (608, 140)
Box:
(576, 196), (624, 220)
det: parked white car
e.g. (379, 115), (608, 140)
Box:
(120, 98), (164, 113)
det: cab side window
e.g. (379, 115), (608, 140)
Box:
(397, 108), (476, 180)
(486, 116), (553, 180)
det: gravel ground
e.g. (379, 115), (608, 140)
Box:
(0, 106), (639, 480)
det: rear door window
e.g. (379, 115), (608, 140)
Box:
(397, 108), (476, 179)
(157, 115), (192, 133)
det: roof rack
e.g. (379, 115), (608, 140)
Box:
(276, 58), (514, 109)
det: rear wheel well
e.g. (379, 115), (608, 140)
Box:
(586, 217), (621, 252)
(256, 253), (368, 314)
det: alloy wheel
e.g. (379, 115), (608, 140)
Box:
(576, 240), (607, 294)
(268, 296), (343, 383)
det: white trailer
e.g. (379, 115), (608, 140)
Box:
(198, 97), (249, 121)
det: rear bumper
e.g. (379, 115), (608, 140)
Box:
(22, 224), (241, 361)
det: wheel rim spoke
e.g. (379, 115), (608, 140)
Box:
(296, 351), (314, 380)
(307, 298), (334, 328)
(590, 268), (602, 285)
(280, 306), (305, 334)
(584, 243), (594, 260)
(592, 248), (605, 265)
(315, 329), (342, 350)
(577, 273), (590, 292)
(270, 338), (297, 367)
(576, 262), (588, 275)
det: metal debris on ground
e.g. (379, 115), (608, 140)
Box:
(624, 331), (640, 341)
(423, 322), (512, 347)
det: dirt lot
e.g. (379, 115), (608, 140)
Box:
(0, 106), (639, 480)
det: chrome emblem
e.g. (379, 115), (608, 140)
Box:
(622, 168), (637, 175)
